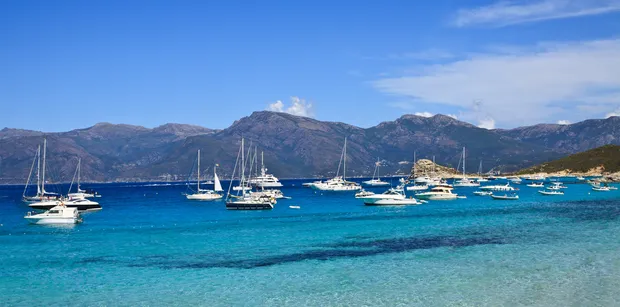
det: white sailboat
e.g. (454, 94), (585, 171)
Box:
(67, 158), (100, 199)
(406, 151), (429, 191)
(22, 139), (59, 203)
(453, 147), (480, 187)
(186, 150), (223, 201)
(226, 138), (275, 210)
(362, 158), (390, 186)
(311, 137), (361, 191)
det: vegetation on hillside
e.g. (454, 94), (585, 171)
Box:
(517, 145), (620, 174)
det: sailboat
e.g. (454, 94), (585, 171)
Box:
(311, 137), (361, 191)
(226, 138), (275, 210)
(362, 158), (390, 186)
(22, 139), (59, 203)
(186, 150), (223, 200)
(453, 147), (480, 187)
(407, 151), (429, 191)
(475, 160), (489, 182)
(249, 151), (283, 188)
(67, 158), (100, 199)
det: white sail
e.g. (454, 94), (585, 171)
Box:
(214, 169), (223, 192)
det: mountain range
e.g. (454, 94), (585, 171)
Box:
(0, 112), (618, 184)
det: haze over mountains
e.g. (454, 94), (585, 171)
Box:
(0, 112), (618, 184)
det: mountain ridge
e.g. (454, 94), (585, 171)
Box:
(0, 113), (618, 183)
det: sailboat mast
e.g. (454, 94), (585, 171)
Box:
(36, 145), (41, 195)
(42, 138), (46, 193)
(261, 151), (265, 176)
(413, 151), (416, 179)
(197, 149), (200, 191)
(462, 147), (466, 176)
(241, 138), (245, 195)
(343, 137), (347, 180)
(77, 158), (81, 191)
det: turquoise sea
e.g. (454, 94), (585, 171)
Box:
(1, 179), (620, 306)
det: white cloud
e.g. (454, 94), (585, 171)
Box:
(454, 0), (620, 27)
(557, 120), (571, 125)
(478, 118), (496, 129)
(267, 100), (284, 112)
(373, 39), (620, 127)
(266, 97), (315, 118)
(414, 112), (434, 117)
(606, 107), (620, 118)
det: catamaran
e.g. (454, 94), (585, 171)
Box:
(186, 150), (223, 201)
(311, 137), (361, 191)
(362, 158), (390, 186)
(453, 147), (480, 187)
(22, 139), (60, 203)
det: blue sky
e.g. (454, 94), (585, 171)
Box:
(1, 0), (620, 131)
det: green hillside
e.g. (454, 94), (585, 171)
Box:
(517, 145), (620, 174)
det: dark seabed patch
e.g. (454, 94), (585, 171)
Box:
(96, 234), (507, 270)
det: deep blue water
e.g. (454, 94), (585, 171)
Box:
(1, 179), (620, 306)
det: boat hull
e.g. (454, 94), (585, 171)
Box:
(253, 182), (283, 188)
(415, 194), (457, 200)
(29, 201), (102, 212)
(225, 201), (274, 210)
(186, 193), (222, 200)
(25, 216), (81, 225)
(363, 198), (421, 206)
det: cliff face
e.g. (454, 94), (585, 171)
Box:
(1, 113), (619, 183)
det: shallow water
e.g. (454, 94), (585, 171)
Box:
(1, 179), (619, 306)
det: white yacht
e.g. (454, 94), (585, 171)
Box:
(415, 185), (458, 200)
(479, 183), (515, 191)
(22, 140), (60, 203)
(311, 137), (361, 192)
(250, 188), (287, 200)
(186, 150), (223, 201)
(226, 138), (275, 210)
(508, 176), (522, 184)
(25, 204), (82, 225)
(362, 158), (390, 186)
(359, 187), (421, 206)
(453, 147), (480, 187)
(249, 151), (283, 188)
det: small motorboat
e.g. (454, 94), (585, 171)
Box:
(355, 190), (375, 198)
(406, 184), (429, 191)
(491, 194), (519, 200)
(24, 204), (82, 225)
(473, 190), (492, 196)
(592, 186), (611, 192)
(526, 182), (544, 188)
(538, 190), (564, 196)
(289, 205), (300, 209)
